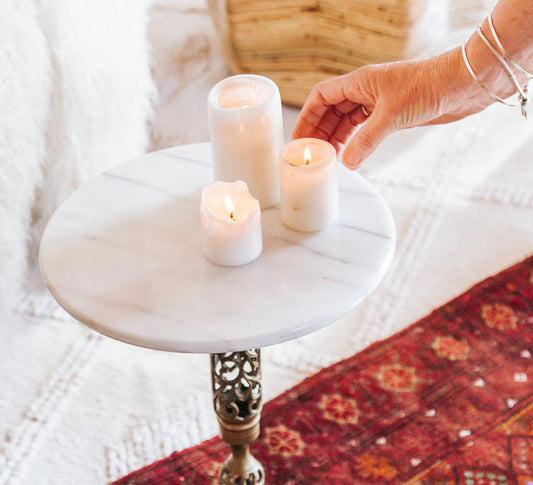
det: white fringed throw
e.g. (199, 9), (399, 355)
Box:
(0, 0), (155, 313)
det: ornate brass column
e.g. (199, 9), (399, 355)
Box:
(210, 349), (265, 484)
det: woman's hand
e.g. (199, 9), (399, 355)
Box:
(292, 47), (492, 169)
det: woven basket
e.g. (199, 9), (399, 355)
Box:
(208, 0), (489, 106)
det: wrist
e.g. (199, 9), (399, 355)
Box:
(464, 27), (522, 103)
(432, 46), (493, 116)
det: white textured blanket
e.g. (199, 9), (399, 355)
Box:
(2, 1), (533, 484)
(0, 0), (154, 313)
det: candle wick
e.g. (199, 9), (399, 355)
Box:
(230, 211), (235, 221)
(305, 160), (310, 165)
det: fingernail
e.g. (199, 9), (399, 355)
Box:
(342, 156), (360, 170)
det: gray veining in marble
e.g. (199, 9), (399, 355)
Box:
(39, 143), (395, 353)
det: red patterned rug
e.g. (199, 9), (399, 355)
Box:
(114, 256), (533, 484)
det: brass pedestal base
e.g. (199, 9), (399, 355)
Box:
(211, 350), (265, 484)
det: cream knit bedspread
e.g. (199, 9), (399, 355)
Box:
(2, 1), (532, 484)
(0, 0), (154, 314)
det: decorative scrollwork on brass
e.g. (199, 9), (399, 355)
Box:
(211, 350), (262, 422)
(210, 350), (265, 484)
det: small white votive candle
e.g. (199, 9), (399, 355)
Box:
(279, 138), (339, 232)
(208, 74), (284, 210)
(201, 180), (262, 266)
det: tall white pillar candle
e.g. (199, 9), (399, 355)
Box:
(207, 74), (284, 210)
(279, 138), (339, 232)
(201, 180), (262, 266)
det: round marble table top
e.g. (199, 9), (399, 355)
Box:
(39, 144), (396, 353)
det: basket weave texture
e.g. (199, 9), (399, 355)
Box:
(209, 0), (448, 106)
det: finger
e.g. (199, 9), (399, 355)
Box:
(306, 100), (363, 142)
(350, 105), (371, 125)
(293, 93), (330, 140)
(292, 112), (322, 140)
(333, 98), (358, 115)
(293, 75), (352, 139)
(330, 113), (357, 150)
(330, 103), (371, 150)
(342, 109), (392, 169)
(314, 105), (344, 141)
(292, 99), (328, 140)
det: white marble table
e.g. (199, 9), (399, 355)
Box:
(40, 143), (395, 353)
(39, 143), (395, 484)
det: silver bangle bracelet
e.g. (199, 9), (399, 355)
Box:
(461, 42), (521, 107)
(461, 23), (529, 120)
(488, 11), (533, 79)
(476, 27), (528, 100)
(475, 26), (528, 118)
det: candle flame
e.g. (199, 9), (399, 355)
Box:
(224, 195), (236, 220)
(304, 147), (312, 165)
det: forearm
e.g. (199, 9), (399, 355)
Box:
(292, 0), (533, 168)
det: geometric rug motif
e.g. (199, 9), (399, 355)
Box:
(113, 255), (533, 484)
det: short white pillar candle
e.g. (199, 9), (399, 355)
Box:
(207, 74), (284, 210)
(279, 138), (339, 232)
(201, 180), (262, 266)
